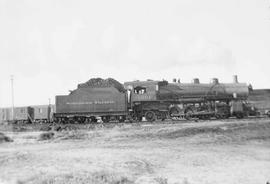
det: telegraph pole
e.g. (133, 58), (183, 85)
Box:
(11, 75), (14, 121)
(48, 98), (51, 123)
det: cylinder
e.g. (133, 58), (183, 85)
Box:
(173, 78), (177, 83)
(192, 78), (200, 84)
(233, 75), (238, 83)
(211, 78), (219, 84)
(177, 78), (181, 83)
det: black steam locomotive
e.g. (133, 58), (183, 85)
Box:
(53, 76), (258, 123)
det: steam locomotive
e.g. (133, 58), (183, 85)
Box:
(53, 75), (258, 123)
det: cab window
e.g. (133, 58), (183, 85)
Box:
(134, 86), (147, 94)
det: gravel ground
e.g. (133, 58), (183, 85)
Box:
(0, 119), (270, 184)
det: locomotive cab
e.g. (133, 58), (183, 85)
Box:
(124, 80), (159, 103)
(124, 80), (168, 121)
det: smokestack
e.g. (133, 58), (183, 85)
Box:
(211, 78), (219, 84)
(233, 75), (238, 83)
(173, 78), (177, 83)
(192, 78), (200, 84)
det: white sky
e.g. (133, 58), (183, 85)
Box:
(0, 0), (270, 107)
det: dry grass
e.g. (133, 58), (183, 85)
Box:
(16, 171), (178, 184)
(17, 171), (134, 184)
(112, 120), (270, 144)
(1, 119), (270, 184)
(34, 120), (270, 145)
(0, 132), (13, 143)
(38, 132), (55, 141)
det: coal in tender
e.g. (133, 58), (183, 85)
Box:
(77, 78), (125, 93)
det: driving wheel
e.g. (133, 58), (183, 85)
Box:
(145, 111), (156, 122)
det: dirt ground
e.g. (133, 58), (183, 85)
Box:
(0, 119), (270, 184)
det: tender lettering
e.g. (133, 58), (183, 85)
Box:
(66, 101), (115, 105)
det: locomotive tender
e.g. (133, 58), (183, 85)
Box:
(55, 85), (127, 123)
(53, 76), (254, 123)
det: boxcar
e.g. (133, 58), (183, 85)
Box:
(32, 105), (55, 122)
(0, 108), (11, 123)
(1, 106), (35, 123)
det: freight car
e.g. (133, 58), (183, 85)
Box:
(0, 108), (11, 123)
(0, 105), (55, 123)
(54, 76), (258, 123)
(32, 105), (55, 123)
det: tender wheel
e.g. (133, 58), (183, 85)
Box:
(102, 116), (110, 123)
(119, 116), (126, 123)
(90, 116), (97, 123)
(145, 111), (156, 122)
